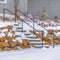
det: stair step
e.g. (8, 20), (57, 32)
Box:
(14, 24), (19, 26)
(25, 34), (36, 37)
(32, 46), (43, 48)
(26, 37), (37, 38)
(16, 27), (22, 29)
(13, 26), (22, 28)
(31, 44), (49, 47)
(32, 46), (49, 48)
(26, 36), (37, 38)
(44, 45), (49, 48)
(27, 38), (41, 40)
(29, 40), (41, 42)
(16, 30), (26, 32)
(31, 44), (42, 48)
(24, 33), (31, 35)
(32, 45), (49, 48)
(30, 43), (45, 45)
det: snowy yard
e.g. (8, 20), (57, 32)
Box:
(0, 47), (60, 60)
(0, 21), (60, 60)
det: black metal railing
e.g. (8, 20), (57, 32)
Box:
(3, 8), (55, 48)
(3, 8), (15, 21)
(17, 10), (48, 31)
(17, 10), (56, 48)
(3, 8), (45, 48)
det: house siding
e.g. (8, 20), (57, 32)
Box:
(28, 0), (60, 18)
(0, 0), (28, 14)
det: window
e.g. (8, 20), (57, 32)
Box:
(0, 0), (7, 3)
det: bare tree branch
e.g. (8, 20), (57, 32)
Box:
(12, 0), (20, 21)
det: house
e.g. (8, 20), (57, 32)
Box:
(0, 0), (60, 18)
(0, 0), (27, 14)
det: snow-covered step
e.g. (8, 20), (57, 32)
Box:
(24, 31), (34, 35)
(19, 32), (27, 39)
(26, 36), (37, 38)
(24, 31), (31, 34)
(16, 30), (26, 32)
(13, 23), (22, 28)
(43, 45), (50, 48)
(13, 23), (19, 26)
(30, 42), (45, 45)
(29, 40), (41, 42)
(31, 45), (49, 48)
(26, 34), (37, 38)
(25, 34), (34, 37)
(27, 38), (43, 43)
(16, 27), (22, 29)
(27, 38), (41, 41)
(31, 43), (49, 48)
(31, 44), (43, 48)
(15, 28), (23, 31)
(13, 26), (22, 28)
(24, 33), (31, 35)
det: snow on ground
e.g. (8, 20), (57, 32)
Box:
(0, 21), (15, 27)
(0, 47), (60, 60)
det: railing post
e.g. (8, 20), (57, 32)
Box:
(3, 9), (5, 21)
(15, 9), (17, 22)
(22, 19), (23, 32)
(52, 37), (54, 48)
(41, 31), (44, 48)
(33, 20), (35, 35)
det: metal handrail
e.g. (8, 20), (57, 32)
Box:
(17, 10), (48, 31)
(3, 8), (36, 30)
(3, 8), (44, 33)
(17, 10), (56, 48)
(3, 8), (15, 21)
